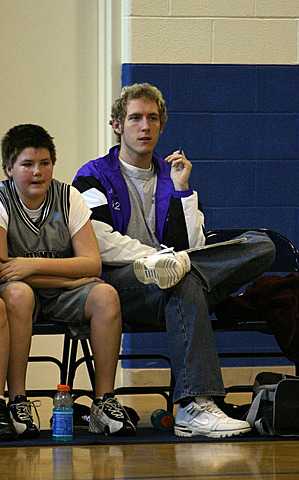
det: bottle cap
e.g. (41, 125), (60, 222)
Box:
(57, 384), (70, 391)
(160, 413), (174, 429)
(151, 409), (174, 430)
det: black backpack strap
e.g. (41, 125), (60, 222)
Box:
(246, 385), (276, 436)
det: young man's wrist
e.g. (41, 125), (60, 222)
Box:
(172, 187), (193, 198)
(173, 183), (190, 191)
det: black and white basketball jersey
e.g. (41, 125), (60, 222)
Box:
(0, 179), (74, 259)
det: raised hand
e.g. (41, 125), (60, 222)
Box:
(164, 148), (192, 191)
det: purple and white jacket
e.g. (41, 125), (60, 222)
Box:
(73, 146), (205, 266)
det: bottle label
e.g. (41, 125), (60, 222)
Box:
(53, 409), (73, 439)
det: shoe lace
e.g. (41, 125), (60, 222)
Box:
(15, 400), (41, 429)
(203, 400), (227, 418)
(159, 245), (175, 255)
(188, 399), (227, 419)
(102, 397), (126, 420)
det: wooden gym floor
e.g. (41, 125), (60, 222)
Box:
(0, 393), (298, 480)
(0, 438), (298, 479)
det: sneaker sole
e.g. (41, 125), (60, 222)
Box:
(104, 423), (136, 437)
(89, 413), (136, 437)
(0, 429), (18, 441)
(134, 257), (185, 289)
(174, 424), (251, 438)
(17, 429), (40, 440)
(89, 422), (136, 437)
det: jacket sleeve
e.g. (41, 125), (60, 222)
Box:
(73, 174), (157, 265)
(163, 190), (205, 250)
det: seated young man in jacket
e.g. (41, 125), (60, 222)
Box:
(73, 83), (275, 438)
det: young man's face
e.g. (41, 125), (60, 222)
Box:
(113, 97), (163, 167)
(6, 147), (53, 209)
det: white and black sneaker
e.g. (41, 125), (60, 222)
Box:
(0, 398), (17, 441)
(133, 247), (191, 289)
(9, 395), (40, 439)
(174, 396), (251, 438)
(89, 393), (136, 436)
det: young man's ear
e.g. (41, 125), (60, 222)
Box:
(112, 119), (122, 135)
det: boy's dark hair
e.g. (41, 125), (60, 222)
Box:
(1, 124), (57, 176)
(110, 83), (168, 143)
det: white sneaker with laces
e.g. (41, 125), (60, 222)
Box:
(133, 247), (191, 289)
(174, 397), (251, 438)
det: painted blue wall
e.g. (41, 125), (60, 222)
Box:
(121, 63), (298, 367)
(123, 64), (299, 247)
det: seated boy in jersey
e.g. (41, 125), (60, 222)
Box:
(0, 124), (135, 441)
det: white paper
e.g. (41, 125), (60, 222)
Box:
(185, 236), (247, 253)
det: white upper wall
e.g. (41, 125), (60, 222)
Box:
(0, 0), (99, 184)
(121, 0), (299, 64)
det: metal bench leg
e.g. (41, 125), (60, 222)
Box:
(66, 338), (95, 395)
(60, 334), (71, 385)
(80, 339), (95, 392)
(67, 339), (79, 390)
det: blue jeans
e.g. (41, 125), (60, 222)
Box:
(104, 231), (275, 404)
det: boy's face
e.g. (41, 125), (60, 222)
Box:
(113, 97), (163, 167)
(6, 147), (53, 209)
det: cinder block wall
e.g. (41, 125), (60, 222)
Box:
(122, 0), (298, 65)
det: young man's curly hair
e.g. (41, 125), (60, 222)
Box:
(110, 83), (168, 142)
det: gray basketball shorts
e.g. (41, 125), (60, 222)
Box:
(0, 280), (100, 339)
